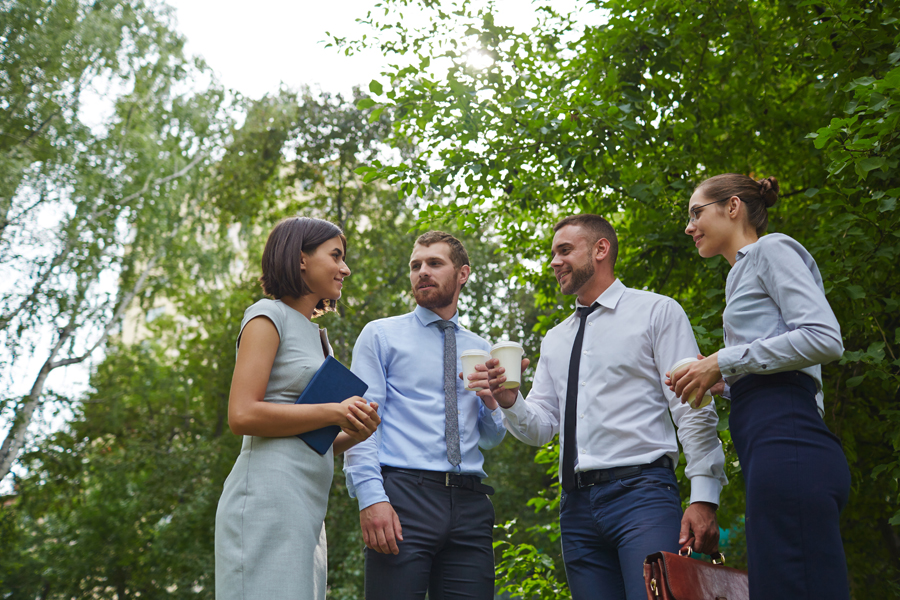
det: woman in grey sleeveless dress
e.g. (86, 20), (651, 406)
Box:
(215, 217), (380, 600)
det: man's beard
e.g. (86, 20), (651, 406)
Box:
(559, 258), (594, 295)
(413, 277), (456, 310)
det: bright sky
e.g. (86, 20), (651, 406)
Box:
(165, 0), (596, 98)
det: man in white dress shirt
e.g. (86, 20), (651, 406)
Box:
(476, 214), (727, 600)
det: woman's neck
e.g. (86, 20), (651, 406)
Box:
(281, 295), (320, 320)
(725, 231), (760, 266)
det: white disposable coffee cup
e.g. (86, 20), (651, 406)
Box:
(490, 341), (525, 389)
(669, 357), (713, 409)
(460, 349), (491, 391)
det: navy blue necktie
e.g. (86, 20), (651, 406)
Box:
(562, 304), (599, 493)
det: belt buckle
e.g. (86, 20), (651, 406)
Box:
(445, 472), (451, 487)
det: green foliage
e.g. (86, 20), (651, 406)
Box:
(0, 282), (255, 597)
(0, 65), (548, 596)
(5, 0), (900, 597)
(340, 0), (900, 594)
(0, 0), (233, 482)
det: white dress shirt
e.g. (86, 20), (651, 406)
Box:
(501, 279), (727, 505)
(718, 233), (844, 414)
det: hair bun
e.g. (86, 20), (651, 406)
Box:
(758, 176), (779, 208)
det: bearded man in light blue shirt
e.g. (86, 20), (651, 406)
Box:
(344, 230), (505, 600)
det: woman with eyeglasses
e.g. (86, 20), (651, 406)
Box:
(668, 174), (850, 599)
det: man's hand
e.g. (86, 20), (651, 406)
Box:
(475, 357), (531, 409)
(461, 366), (498, 410)
(360, 502), (403, 555)
(680, 501), (719, 555)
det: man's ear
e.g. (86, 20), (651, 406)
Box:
(594, 238), (611, 263)
(458, 264), (471, 287)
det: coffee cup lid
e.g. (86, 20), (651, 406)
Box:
(669, 357), (698, 374)
(461, 349), (491, 358)
(491, 341), (524, 352)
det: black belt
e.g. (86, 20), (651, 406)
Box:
(574, 455), (674, 489)
(382, 466), (495, 495)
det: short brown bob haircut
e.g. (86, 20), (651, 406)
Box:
(554, 214), (619, 267)
(414, 230), (470, 269)
(260, 217), (346, 314)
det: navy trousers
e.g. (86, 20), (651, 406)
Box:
(364, 469), (495, 600)
(559, 466), (683, 600)
(730, 371), (851, 600)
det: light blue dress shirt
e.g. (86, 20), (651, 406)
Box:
(717, 233), (844, 414)
(344, 305), (506, 511)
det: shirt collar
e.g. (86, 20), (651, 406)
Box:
(414, 304), (460, 328)
(575, 278), (626, 312)
(735, 243), (754, 263)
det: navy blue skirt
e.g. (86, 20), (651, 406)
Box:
(730, 371), (850, 600)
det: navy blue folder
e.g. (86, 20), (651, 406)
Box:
(295, 355), (369, 455)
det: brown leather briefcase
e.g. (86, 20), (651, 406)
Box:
(643, 550), (749, 600)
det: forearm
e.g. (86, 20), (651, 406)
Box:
(677, 414), (727, 505)
(718, 325), (844, 377)
(333, 432), (358, 455)
(500, 392), (559, 447)
(228, 400), (343, 437)
(343, 424), (388, 509)
(476, 407), (506, 449)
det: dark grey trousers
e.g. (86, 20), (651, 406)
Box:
(364, 469), (495, 600)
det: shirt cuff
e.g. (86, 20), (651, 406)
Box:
(688, 475), (722, 506)
(498, 391), (527, 423)
(717, 346), (749, 378)
(354, 478), (391, 512)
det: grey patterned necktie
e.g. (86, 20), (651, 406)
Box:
(436, 320), (461, 466)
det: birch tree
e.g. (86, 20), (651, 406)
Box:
(0, 0), (231, 483)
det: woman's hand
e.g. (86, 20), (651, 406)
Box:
(667, 353), (723, 405)
(333, 399), (380, 454)
(338, 397), (380, 442)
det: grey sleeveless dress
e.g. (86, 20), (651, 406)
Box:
(215, 299), (335, 600)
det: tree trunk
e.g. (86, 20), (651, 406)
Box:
(0, 319), (74, 480)
(0, 246), (163, 483)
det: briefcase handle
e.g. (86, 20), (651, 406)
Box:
(679, 546), (727, 565)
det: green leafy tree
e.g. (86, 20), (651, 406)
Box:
(0, 0), (232, 483)
(0, 282), (257, 598)
(342, 0), (900, 594)
(0, 77), (547, 598)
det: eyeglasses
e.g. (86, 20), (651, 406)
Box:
(687, 197), (740, 226)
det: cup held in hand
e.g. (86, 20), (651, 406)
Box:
(490, 341), (525, 389)
(669, 357), (713, 409)
(460, 349), (491, 391)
